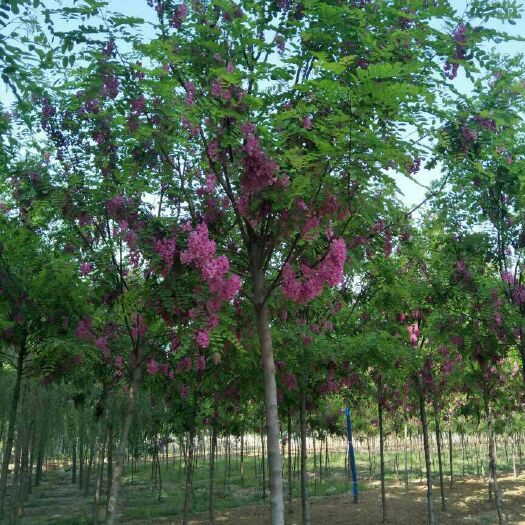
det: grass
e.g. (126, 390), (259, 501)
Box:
(12, 438), (525, 523)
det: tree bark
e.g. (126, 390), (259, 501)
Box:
(417, 377), (436, 525)
(253, 268), (284, 525)
(106, 362), (142, 525)
(209, 426), (217, 524)
(404, 421), (409, 493)
(299, 393), (311, 525)
(79, 415), (86, 489)
(106, 421), (113, 499)
(72, 437), (77, 485)
(378, 378), (386, 523)
(287, 411), (293, 513)
(261, 426), (266, 499)
(448, 426), (454, 488)
(0, 339), (26, 519)
(93, 420), (108, 525)
(182, 427), (196, 525)
(432, 398), (446, 511)
(511, 434), (517, 479)
(35, 416), (48, 487)
(484, 394), (505, 525)
(84, 437), (96, 497)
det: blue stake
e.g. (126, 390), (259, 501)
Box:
(345, 407), (359, 503)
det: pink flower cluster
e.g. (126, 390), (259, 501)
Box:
(146, 359), (174, 380)
(106, 194), (133, 221)
(282, 239), (347, 303)
(95, 336), (110, 359)
(407, 323), (419, 346)
(184, 81), (196, 106)
(240, 122), (279, 194)
(75, 317), (93, 341)
(80, 262), (93, 276)
(181, 224), (241, 302)
(177, 356), (192, 373)
(196, 330), (210, 348)
(154, 237), (177, 275)
(444, 23), (467, 80)
(281, 371), (297, 390)
(147, 358), (159, 375)
(180, 223), (241, 346)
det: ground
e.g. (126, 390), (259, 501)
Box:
(138, 475), (525, 525)
(10, 446), (525, 524)
(18, 472), (525, 524)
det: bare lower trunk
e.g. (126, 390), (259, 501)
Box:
(94, 420), (108, 525)
(106, 422), (113, 499)
(404, 421), (409, 493)
(209, 427), (217, 524)
(106, 363), (142, 525)
(261, 426), (266, 499)
(417, 377), (435, 525)
(182, 427), (195, 525)
(299, 393), (311, 525)
(287, 411), (293, 513)
(484, 394), (505, 525)
(448, 426), (454, 488)
(253, 268), (284, 525)
(35, 419), (48, 487)
(0, 340), (25, 519)
(433, 398), (446, 510)
(84, 437), (96, 496)
(72, 438), (77, 485)
(79, 416), (85, 489)
(378, 380), (386, 523)
(240, 424), (245, 484)
(511, 434), (517, 479)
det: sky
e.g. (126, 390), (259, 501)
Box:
(395, 0), (525, 208)
(2, 0), (525, 209)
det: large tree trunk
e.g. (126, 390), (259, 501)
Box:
(13, 416), (30, 523)
(84, 436), (96, 496)
(261, 426), (266, 500)
(252, 266), (284, 525)
(432, 398), (446, 511)
(0, 339), (26, 519)
(94, 420), (108, 525)
(404, 420), (409, 493)
(448, 426), (454, 488)
(377, 378), (386, 523)
(417, 377), (436, 525)
(182, 427), (196, 525)
(484, 393), (505, 525)
(287, 411), (293, 513)
(209, 426), (217, 524)
(72, 437), (77, 485)
(299, 393), (311, 525)
(106, 421), (113, 499)
(345, 407), (359, 504)
(79, 414), (86, 489)
(106, 363), (142, 525)
(35, 416), (49, 487)
(240, 421), (245, 485)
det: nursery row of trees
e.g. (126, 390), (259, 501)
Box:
(1, 0), (525, 524)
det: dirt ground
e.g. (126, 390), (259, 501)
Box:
(135, 474), (525, 525)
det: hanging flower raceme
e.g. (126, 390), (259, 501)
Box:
(180, 223), (241, 302)
(282, 238), (347, 304)
(444, 23), (468, 80)
(240, 122), (279, 195)
(179, 223), (241, 352)
(154, 237), (177, 275)
(407, 323), (419, 347)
